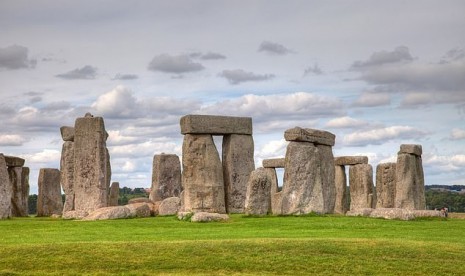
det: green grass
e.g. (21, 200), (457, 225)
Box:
(1, 215), (464, 275)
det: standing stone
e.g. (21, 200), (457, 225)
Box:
(244, 168), (272, 215)
(0, 154), (12, 219)
(265, 168), (279, 195)
(8, 167), (30, 217)
(60, 141), (75, 212)
(376, 163), (396, 208)
(271, 192), (283, 215)
(182, 134), (225, 213)
(109, 182), (119, 206)
(395, 145), (425, 210)
(73, 114), (110, 213)
(349, 164), (375, 210)
(37, 168), (63, 216)
(149, 154), (182, 202)
(334, 165), (348, 214)
(222, 134), (255, 213)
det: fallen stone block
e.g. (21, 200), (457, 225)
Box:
(190, 212), (230, 222)
(125, 202), (152, 218)
(127, 197), (153, 204)
(158, 197), (181, 216)
(82, 206), (131, 221)
(62, 210), (89, 220)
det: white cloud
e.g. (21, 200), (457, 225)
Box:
(343, 125), (427, 146)
(148, 54), (204, 74)
(254, 139), (288, 168)
(219, 69), (275, 85)
(22, 149), (61, 166)
(107, 130), (140, 146)
(0, 134), (28, 146)
(450, 128), (465, 140)
(351, 92), (391, 107)
(109, 139), (181, 159)
(325, 116), (368, 129)
(112, 73), (138, 80)
(91, 86), (138, 118)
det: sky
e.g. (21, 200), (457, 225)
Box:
(1, 0), (464, 194)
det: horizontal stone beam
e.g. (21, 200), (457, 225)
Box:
(4, 156), (25, 167)
(180, 115), (253, 135)
(399, 144), (422, 156)
(284, 127), (335, 146)
(262, 158), (285, 168)
(60, 126), (75, 142)
(334, 156), (368, 166)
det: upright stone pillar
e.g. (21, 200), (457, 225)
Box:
(280, 127), (336, 214)
(244, 168), (272, 215)
(149, 154), (182, 202)
(334, 165), (348, 214)
(0, 154), (12, 219)
(73, 113), (111, 213)
(349, 164), (375, 210)
(109, 182), (119, 206)
(263, 158), (284, 215)
(8, 167), (30, 217)
(181, 134), (225, 213)
(222, 134), (255, 213)
(60, 126), (75, 213)
(395, 144), (425, 210)
(37, 168), (63, 216)
(376, 162), (396, 208)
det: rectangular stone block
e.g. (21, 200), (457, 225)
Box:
(0, 154), (12, 219)
(4, 155), (25, 167)
(262, 158), (285, 168)
(334, 156), (368, 166)
(180, 114), (252, 135)
(334, 165), (348, 214)
(37, 168), (63, 217)
(60, 126), (75, 142)
(284, 127), (335, 146)
(8, 166), (29, 217)
(150, 154), (182, 202)
(399, 144), (422, 156)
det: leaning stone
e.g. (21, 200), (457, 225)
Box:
(149, 154), (182, 202)
(369, 208), (415, 220)
(8, 167), (29, 217)
(182, 134), (226, 213)
(223, 134), (255, 213)
(271, 191), (283, 215)
(244, 168), (272, 216)
(4, 156), (25, 167)
(334, 156), (368, 166)
(284, 127), (335, 146)
(82, 206), (131, 221)
(37, 168), (63, 217)
(399, 144), (422, 156)
(62, 210), (89, 220)
(349, 164), (375, 210)
(395, 152), (425, 210)
(180, 114), (252, 135)
(191, 212), (230, 222)
(346, 208), (374, 217)
(264, 168), (279, 195)
(60, 141), (74, 212)
(0, 154), (12, 219)
(262, 158), (285, 168)
(60, 126), (75, 141)
(125, 202), (152, 218)
(158, 197), (181, 216)
(108, 182), (119, 206)
(376, 163), (396, 208)
(334, 165), (348, 214)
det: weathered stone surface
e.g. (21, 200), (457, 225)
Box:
(182, 134), (226, 213)
(8, 167), (29, 217)
(108, 182), (119, 206)
(151, 201), (162, 216)
(244, 168), (272, 215)
(190, 212), (229, 222)
(37, 168), (63, 216)
(395, 152), (425, 210)
(334, 156), (368, 166)
(281, 141), (335, 214)
(349, 164), (375, 210)
(74, 115), (110, 213)
(334, 165), (348, 214)
(60, 126), (75, 141)
(399, 144), (422, 156)
(60, 141), (74, 212)
(265, 168), (279, 195)
(284, 127), (335, 146)
(128, 197), (153, 204)
(271, 191), (283, 215)
(413, 210), (442, 218)
(223, 134), (255, 213)
(376, 163), (396, 208)
(370, 208), (415, 220)
(4, 155), (25, 167)
(0, 154), (12, 219)
(82, 206), (131, 221)
(62, 210), (89, 219)
(262, 158), (285, 168)
(158, 197), (181, 216)
(125, 202), (152, 218)
(180, 114), (252, 135)
(346, 208), (374, 217)
(149, 154), (182, 202)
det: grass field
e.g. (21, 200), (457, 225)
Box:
(1, 214), (464, 275)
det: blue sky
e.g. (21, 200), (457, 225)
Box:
(1, 0), (464, 193)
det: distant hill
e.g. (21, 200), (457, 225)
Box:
(426, 185), (465, 192)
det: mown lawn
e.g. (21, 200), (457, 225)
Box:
(0, 214), (464, 275)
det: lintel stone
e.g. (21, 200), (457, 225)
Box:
(262, 158), (285, 168)
(60, 126), (75, 141)
(5, 156), (25, 167)
(180, 114), (252, 135)
(334, 156), (368, 166)
(284, 127), (335, 146)
(399, 144), (422, 156)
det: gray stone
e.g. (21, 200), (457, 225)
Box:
(128, 197), (153, 204)
(280, 141), (335, 214)
(262, 158), (285, 168)
(82, 206), (131, 221)
(149, 154), (182, 202)
(413, 210), (442, 218)
(334, 156), (368, 166)
(60, 126), (75, 141)
(37, 168), (63, 216)
(376, 163), (396, 208)
(346, 208), (374, 217)
(244, 168), (272, 215)
(4, 155), (25, 167)
(182, 134), (226, 213)
(284, 127), (335, 146)
(125, 202), (152, 218)
(370, 208), (415, 220)
(62, 210), (89, 220)
(73, 115), (111, 213)
(349, 164), (375, 211)
(334, 165), (348, 214)
(158, 197), (181, 216)
(223, 134), (255, 213)
(271, 191), (283, 215)
(180, 114), (252, 135)
(8, 167), (29, 217)
(108, 182), (119, 206)
(0, 154), (12, 219)
(395, 152), (425, 210)
(190, 212), (229, 222)
(399, 144), (422, 156)
(265, 168), (279, 195)
(60, 141), (75, 212)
